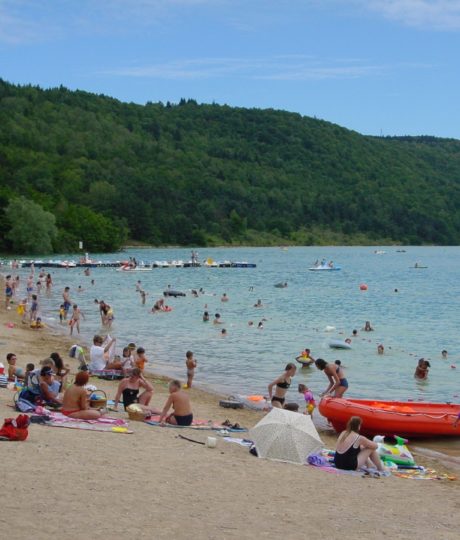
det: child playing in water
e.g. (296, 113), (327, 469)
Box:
(69, 304), (84, 335)
(298, 384), (316, 416)
(59, 304), (65, 323)
(185, 350), (197, 389)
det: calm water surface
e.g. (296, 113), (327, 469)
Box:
(19, 246), (458, 409)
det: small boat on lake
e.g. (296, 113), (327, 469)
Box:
(308, 265), (341, 271)
(319, 396), (460, 438)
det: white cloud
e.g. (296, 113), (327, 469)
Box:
(355, 0), (460, 30)
(100, 56), (391, 81)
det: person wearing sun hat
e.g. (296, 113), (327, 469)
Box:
(38, 366), (62, 406)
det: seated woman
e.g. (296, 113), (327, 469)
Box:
(334, 416), (386, 473)
(38, 366), (62, 407)
(62, 371), (103, 419)
(50, 352), (70, 391)
(113, 368), (159, 413)
(6, 353), (24, 381)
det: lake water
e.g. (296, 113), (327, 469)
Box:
(15, 246), (459, 408)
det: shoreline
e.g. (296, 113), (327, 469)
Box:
(1, 284), (459, 472)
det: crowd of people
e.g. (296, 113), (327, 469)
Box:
(3, 262), (458, 474)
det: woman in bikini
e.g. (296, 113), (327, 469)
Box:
(113, 368), (159, 413)
(334, 416), (386, 473)
(62, 371), (103, 419)
(268, 363), (297, 408)
(315, 358), (348, 398)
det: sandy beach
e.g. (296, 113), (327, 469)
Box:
(0, 300), (459, 540)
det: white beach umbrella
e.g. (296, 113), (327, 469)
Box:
(249, 408), (324, 464)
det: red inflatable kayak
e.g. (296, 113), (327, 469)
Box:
(319, 396), (460, 438)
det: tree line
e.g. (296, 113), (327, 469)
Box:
(1, 79), (460, 254)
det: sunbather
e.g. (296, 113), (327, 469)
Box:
(113, 368), (158, 413)
(159, 380), (193, 426)
(62, 371), (103, 419)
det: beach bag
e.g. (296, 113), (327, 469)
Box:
(0, 415), (30, 441)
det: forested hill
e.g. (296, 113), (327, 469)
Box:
(1, 79), (460, 254)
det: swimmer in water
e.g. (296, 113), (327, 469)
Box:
(363, 321), (374, 332)
(221, 293), (229, 302)
(441, 350), (448, 359)
(377, 344), (384, 355)
(202, 311), (209, 322)
(213, 313), (223, 324)
(414, 358), (430, 380)
(140, 290), (147, 305)
(295, 348), (315, 367)
(254, 299), (263, 308)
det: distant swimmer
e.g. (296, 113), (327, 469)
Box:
(363, 321), (374, 332)
(414, 358), (430, 380)
(202, 311), (209, 322)
(221, 293), (229, 302)
(254, 299), (263, 308)
(441, 349), (448, 359)
(213, 313), (223, 324)
(377, 344), (384, 355)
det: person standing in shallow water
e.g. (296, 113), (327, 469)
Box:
(268, 363), (296, 408)
(315, 358), (348, 398)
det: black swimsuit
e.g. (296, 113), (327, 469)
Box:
(334, 434), (361, 470)
(122, 388), (139, 410)
(272, 378), (291, 405)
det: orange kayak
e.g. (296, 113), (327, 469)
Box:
(319, 396), (460, 438)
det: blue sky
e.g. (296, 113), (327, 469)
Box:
(1, 0), (460, 138)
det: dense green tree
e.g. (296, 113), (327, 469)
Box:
(0, 78), (460, 252)
(5, 196), (58, 253)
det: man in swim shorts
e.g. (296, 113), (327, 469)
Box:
(159, 380), (193, 426)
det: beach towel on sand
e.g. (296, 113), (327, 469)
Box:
(145, 415), (247, 432)
(40, 421), (133, 434)
(32, 409), (132, 433)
